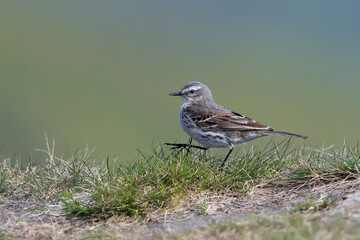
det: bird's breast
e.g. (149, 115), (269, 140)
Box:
(179, 105), (197, 136)
(178, 104), (229, 149)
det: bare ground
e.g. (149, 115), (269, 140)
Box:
(1, 178), (360, 239)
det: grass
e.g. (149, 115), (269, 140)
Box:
(0, 140), (360, 239)
(1, 138), (360, 238)
(0, 137), (360, 218)
(164, 213), (360, 240)
(30, 138), (307, 218)
(293, 194), (339, 212)
(2, 137), (359, 219)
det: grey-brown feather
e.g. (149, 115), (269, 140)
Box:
(263, 130), (308, 139)
(183, 104), (271, 131)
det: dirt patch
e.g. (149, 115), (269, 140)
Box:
(1, 178), (360, 239)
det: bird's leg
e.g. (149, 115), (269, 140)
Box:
(219, 148), (233, 171)
(164, 143), (208, 151)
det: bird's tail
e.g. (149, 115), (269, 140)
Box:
(265, 130), (308, 139)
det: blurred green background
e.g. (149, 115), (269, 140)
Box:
(1, 1), (359, 161)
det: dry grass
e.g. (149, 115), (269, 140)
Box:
(1, 138), (360, 239)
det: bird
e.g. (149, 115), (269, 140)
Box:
(166, 81), (308, 170)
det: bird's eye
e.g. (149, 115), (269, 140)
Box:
(190, 90), (195, 94)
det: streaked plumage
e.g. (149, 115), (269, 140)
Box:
(169, 81), (307, 169)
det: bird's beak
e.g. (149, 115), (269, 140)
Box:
(169, 91), (182, 96)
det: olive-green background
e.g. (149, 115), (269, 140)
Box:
(1, 1), (359, 161)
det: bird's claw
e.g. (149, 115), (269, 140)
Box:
(164, 143), (190, 151)
(164, 143), (207, 151)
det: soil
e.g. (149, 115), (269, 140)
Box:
(1, 178), (360, 239)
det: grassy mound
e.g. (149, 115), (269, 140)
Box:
(1, 138), (360, 219)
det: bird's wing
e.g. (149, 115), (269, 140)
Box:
(185, 104), (272, 131)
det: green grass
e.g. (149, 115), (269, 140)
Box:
(164, 213), (360, 240)
(1, 138), (360, 220)
(0, 232), (13, 240)
(39, 139), (303, 217)
(1, 139), (360, 239)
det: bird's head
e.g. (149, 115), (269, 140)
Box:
(169, 81), (213, 103)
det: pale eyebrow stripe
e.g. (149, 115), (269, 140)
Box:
(188, 86), (202, 91)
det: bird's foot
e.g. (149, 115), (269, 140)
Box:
(164, 143), (207, 151)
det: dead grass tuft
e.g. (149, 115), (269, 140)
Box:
(1, 138), (360, 239)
